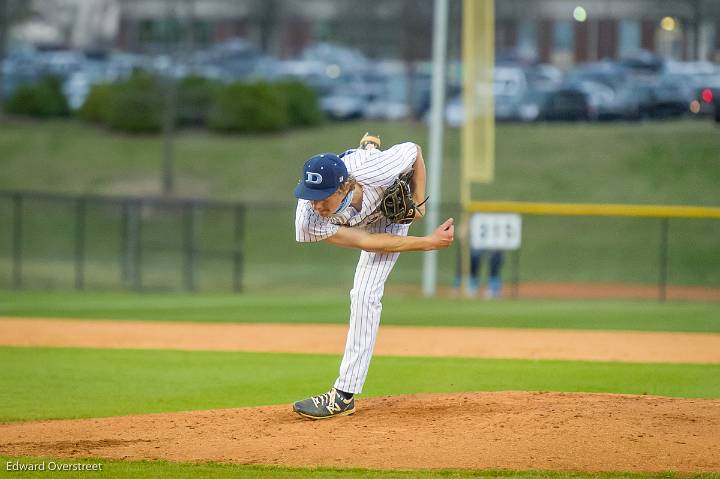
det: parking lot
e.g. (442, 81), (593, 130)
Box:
(3, 40), (719, 124)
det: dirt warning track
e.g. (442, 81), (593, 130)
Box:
(1, 317), (719, 363)
(1, 392), (719, 473)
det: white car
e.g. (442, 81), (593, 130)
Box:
(442, 66), (529, 126)
(363, 98), (410, 120)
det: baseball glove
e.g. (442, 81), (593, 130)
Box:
(377, 171), (429, 225)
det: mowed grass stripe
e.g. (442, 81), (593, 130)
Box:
(1, 457), (718, 479)
(1, 347), (718, 422)
(2, 291), (720, 332)
(1, 458), (718, 479)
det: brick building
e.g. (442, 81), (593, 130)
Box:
(495, 0), (720, 66)
(35, 0), (719, 65)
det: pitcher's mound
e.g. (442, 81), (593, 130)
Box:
(1, 391), (719, 473)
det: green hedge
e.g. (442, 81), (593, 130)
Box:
(177, 75), (221, 127)
(106, 73), (163, 133)
(78, 83), (115, 124)
(6, 76), (70, 118)
(276, 80), (325, 127)
(208, 82), (289, 133)
(77, 74), (323, 134)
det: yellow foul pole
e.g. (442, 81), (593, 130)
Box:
(460, 0), (495, 290)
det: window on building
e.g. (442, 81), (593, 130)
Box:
(192, 21), (210, 46)
(137, 18), (183, 46)
(518, 20), (538, 57)
(553, 20), (574, 52)
(657, 25), (684, 60)
(619, 20), (641, 55)
(138, 19), (155, 44)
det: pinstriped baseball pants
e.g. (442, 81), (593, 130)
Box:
(334, 220), (410, 394)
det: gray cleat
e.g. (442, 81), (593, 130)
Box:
(292, 388), (355, 420)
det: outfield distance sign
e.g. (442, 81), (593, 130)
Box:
(469, 213), (522, 250)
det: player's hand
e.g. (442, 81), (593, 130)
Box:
(427, 218), (454, 249)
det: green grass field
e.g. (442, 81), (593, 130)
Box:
(2, 210), (718, 291)
(1, 457), (717, 479)
(1, 118), (719, 206)
(2, 346), (719, 422)
(1, 291), (720, 477)
(1, 119), (719, 478)
(2, 290), (720, 332)
(2, 457), (717, 479)
(0, 118), (719, 291)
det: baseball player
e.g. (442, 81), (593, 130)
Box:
(292, 133), (454, 419)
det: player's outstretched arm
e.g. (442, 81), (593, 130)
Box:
(325, 218), (454, 253)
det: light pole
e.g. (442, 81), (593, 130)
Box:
(161, 0), (179, 195)
(422, 0), (448, 297)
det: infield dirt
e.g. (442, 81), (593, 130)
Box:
(2, 317), (720, 363)
(1, 392), (719, 473)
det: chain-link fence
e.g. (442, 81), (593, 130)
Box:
(0, 191), (245, 292)
(1, 191), (719, 299)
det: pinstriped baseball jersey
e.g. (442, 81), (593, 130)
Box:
(295, 142), (417, 242)
(294, 141), (418, 394)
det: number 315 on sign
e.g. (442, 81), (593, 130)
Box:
(469, 213), (522, 250)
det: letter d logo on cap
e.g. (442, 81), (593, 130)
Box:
(305, 172), (323, 184)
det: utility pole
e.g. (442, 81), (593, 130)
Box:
(161, 0), (178, 195)
(422, 0), (448, 296)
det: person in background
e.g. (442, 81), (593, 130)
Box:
(454, 214), (505, 299)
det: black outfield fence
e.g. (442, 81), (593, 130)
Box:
(1, 191), (719, 299)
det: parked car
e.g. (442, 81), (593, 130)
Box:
(516, 87), (554, 122)
(104, 52), (147, 82)
(37, 49), (84, 80)
(566, 61), (629, 92)
(573, 80), (616, 120)
(494, 66), (527, 97)
(689, 71), (720, 117)
(2, 50), (42, 99)
(618, 50), (666, 79)
(652, 77), (693, 118)
(363, 73), (411, 120)
(442, 66), (529, 125)
(494, 93), (521, 121)
(363, 98), (410, 120)
(691, 85), (719, 119)
(601, 82), (656, 120)
(493, 66), (527, 121)
(542, 86), (592, 121)
(194, 38), (263, 80)
(524, 63), (563, 89)
(302, 42), (370, 76)
(320, 84), (369, 120)
(63, 71), (94, 110)
(269, 59), (336, 96)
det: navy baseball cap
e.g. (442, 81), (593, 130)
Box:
(294, 153), (348, 200)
